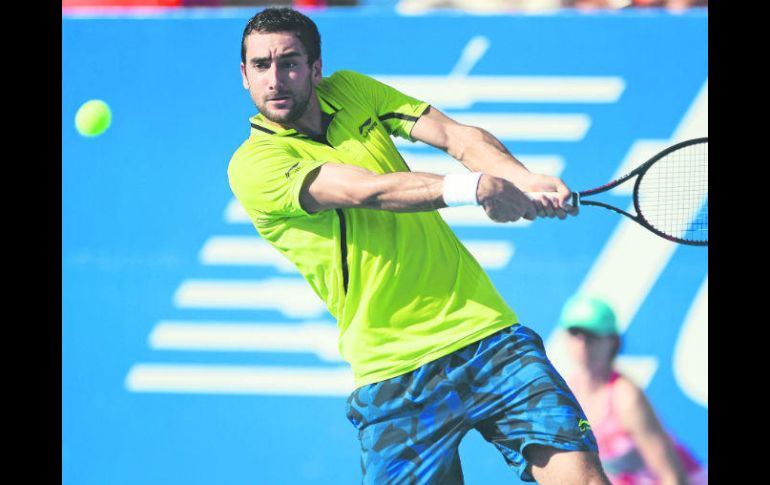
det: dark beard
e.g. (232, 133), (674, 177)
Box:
(260, 88), (312, 124)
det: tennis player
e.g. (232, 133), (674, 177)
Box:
(228, 7), (610, 485)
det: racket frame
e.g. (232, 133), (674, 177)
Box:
(574, 137), (708, 246)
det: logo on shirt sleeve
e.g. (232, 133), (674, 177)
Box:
(285, 162), (301, 179)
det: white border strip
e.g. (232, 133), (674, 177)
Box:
(673, 276), (708, 407)
(453, 113), (590, 141)
(393, 113), (590, 146)
(373, 75), (625, 108)
(199, 236), (298, 272)
(462, 241), (515, 269)
(149, 321), (343, 362)
(174, 279), (327, 318)
(403, 153), (565, 177)
(125, 364), (354, 396)
(439, 206), (533, 227)
(199, 235), (513, 270)
(609, 80), (708, 190)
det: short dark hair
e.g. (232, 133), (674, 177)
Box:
(241, 7), (322, 66)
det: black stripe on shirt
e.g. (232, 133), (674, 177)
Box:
(251, 123), (276, 135)
(379, 112), (421, 123)
(322, 97), (340, 112)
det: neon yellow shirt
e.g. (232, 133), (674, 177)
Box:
(228, 70), (518, 388)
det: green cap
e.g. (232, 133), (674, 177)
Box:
(559, 295), (618, 336)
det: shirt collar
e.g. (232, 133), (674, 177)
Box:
(249, 90), (342, 138)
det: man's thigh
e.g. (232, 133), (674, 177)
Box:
(345, 361), (471, 484)
(456, 324), (600, 482)
(356, 416), (467, 485)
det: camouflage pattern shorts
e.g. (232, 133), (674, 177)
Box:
(344, 324), (598, 484)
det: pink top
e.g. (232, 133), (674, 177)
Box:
(592, 372), (708, 485)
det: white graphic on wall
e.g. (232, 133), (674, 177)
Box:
(545, 81), (708, 401)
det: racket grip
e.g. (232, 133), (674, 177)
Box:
(526, 191), (579, 207)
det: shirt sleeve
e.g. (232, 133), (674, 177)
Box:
(334, 70), (430, 142)
(228, 141), (326, 218)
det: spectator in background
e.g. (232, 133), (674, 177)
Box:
(563, 0), (707, 9)
(181, 0), (359, 6)
(559, 295), (708, 485)
(394, 0), (706, 12)
(396, 0), (562, 13)
(626, 0), (707, 7)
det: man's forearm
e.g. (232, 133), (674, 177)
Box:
(361, 170), (537, 223)
(451, 126), (534, 188)
(359, 171), (446, 212)
(302, 161), (537, 222)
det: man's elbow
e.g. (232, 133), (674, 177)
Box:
(446, 124), (486, 161)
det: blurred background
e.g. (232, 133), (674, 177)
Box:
(62, 1), (707, 484)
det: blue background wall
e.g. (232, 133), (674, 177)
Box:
(62, 7), (707, 484)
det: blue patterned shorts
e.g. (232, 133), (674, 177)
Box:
(344, 324), (598, 484)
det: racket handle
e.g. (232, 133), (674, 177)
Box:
(526, 191), (579, 207)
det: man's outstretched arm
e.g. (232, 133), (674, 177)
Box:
(409, 106), (578, 219)
(298, 162), (538, 223)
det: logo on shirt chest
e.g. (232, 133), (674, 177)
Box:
(358, 117), (379, 137)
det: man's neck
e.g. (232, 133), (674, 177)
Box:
(263, 93), (325, 139)
(288, 96), (325, 139)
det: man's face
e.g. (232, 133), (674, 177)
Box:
(240, 31), (322, 124)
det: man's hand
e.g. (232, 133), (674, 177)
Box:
(515, 172), (579, 220)
(476, 174), (539, 222)
(476, 173), (579, 223)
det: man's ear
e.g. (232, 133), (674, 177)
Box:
(240, 63), (249, 90)
(312, 58), (323, 85)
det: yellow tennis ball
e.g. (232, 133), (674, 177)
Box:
(75, 99), (112, 137)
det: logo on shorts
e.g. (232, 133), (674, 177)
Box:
(578, 419), (591, 432)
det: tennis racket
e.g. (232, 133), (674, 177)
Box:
(529, 137), (708, 246)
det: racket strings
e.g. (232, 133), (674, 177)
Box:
(636, 141), (708, 243)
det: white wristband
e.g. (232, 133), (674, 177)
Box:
(443, 172), (483, 207)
